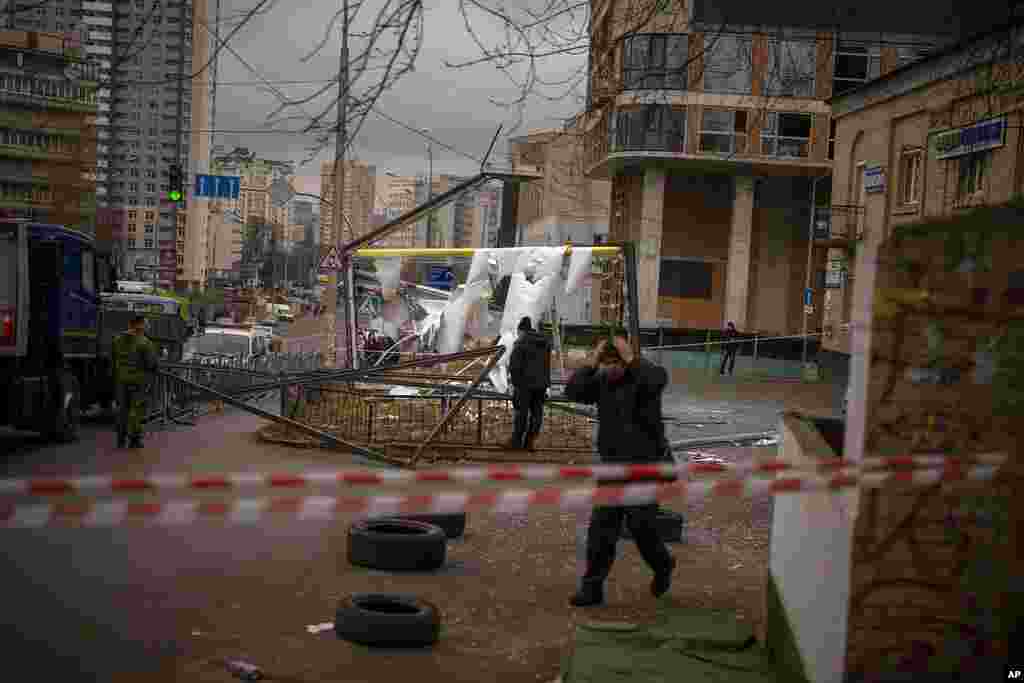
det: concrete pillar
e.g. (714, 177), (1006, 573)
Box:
(637, 168), (666, 325)
(725, 175), (755, 329)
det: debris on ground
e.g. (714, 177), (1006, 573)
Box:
(225, 659), (264, 681)
(306, 622), (334, 634)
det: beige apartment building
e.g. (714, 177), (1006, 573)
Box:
(204, 208), (242, 272)
(583, 0), (945, 334)
(373, 172), (417, 247)
(510, 124), (611, 246)
(827, 22), (1024, 357)
(319, 160), (376, 245)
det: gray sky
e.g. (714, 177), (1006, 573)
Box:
(205, 0), (587, 195)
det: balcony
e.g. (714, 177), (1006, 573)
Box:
(0, 74), (98, 113)
(813, 204), (865, 245)
(0, 130), (79, 161)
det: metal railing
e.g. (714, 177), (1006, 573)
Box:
(640, 331), (829, 380)
(293, 385), (593, 453)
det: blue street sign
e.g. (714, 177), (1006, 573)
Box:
(428, 265), (455, 291)
(804, 288), (813, 306)
(194, 174), (241, 199)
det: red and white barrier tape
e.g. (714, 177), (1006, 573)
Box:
(0, 465), (1001, 529)
(0, 453), (1007, 499)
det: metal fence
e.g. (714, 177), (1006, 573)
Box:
(293, 385), (593, 453)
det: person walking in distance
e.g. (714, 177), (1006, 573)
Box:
(506, 316), (552, 450)
(112, 314), (159, 448)
(720, 321), (739, 376)
(565, 329), (675, 607)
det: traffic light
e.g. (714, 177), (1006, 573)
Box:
(167, 164), (183, 202)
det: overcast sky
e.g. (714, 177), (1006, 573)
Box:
(205, 0), (587, 196)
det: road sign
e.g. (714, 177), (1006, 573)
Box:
(804, 288), (813, 307)
(428, 265), (455, 290)
(194, 174), (241, 199)
(319, 246), (342, 273)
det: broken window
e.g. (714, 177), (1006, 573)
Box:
(833, 41), (880, 95)
(765, 39), (816, 98)
(622, 33), (688, 90)
(611, 105), (686, 152)
(761, 112), (812, 158)
(703, 35), (752, 94)
(699, 109), (747, 155)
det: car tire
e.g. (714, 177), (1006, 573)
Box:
(347, 519), (447, 571)
(385, 513), (466, 539)
(334, 593), (441, 648)
(51, 372), (82, 443)
(622, 509), (686, 544)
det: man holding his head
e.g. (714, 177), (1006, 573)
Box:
(564, 328), (675, 607)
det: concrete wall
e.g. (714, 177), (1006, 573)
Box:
(769, 413), (858, 683)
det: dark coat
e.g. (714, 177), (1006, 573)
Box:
(508, 330), (552, 391)
(565, 358), (668, 464)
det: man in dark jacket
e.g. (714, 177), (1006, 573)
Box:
(720, 321), (739, 376)
(507, 316), (552, 450)
(564, 331), (675, 607)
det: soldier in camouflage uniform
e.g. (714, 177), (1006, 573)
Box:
(113, 314), (159, 448)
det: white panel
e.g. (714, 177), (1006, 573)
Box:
(86, 45), (112, 55)
(83, 2), (113, 11)
(88, 31), (111, 41)
(84, 16), (113, 26)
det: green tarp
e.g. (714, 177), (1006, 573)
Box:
(563, 609), (778, 683)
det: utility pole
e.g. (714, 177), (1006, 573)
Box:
(802, 175), (829, 367)
(426, 142), (433, 247)
(322, 0), (350, 368)
(170, 0), (188, 293)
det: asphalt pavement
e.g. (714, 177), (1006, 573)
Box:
(0, 397), (343, 681)
(0, 373), (823, 681)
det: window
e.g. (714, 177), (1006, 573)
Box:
(145, 210), (155, 220)
(898, 149), (923, 205)
(144, 238), (153, 248)
(700, 109), (747, 154)
(128, 210), (137, 220)
(659, 259), (713, 299)
(958, 151), (992, 200)
(895, 45), (932, 69)
(128, 223), (136, 233)
(833, 41), (880, 95)
(128, 182), (138, 192)
(128, 238), (136, 248)
(611, 105), (686, 152)
(145, 224), (154, 233)
(765, 39), (816, 97)
(762, 112), (812, 158)
(145, 182), (156, 192)
(703, 35), (752, 94)
(622, 34), (688, 90)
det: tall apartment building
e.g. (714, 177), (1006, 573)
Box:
(3, 0), (211, 289)
(372, 172), (416, 247)
(510, 124), (611, 247)
(0, 30), (99, 232)
(583, 0), (957, 335)
(319, 159), (375, 245)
